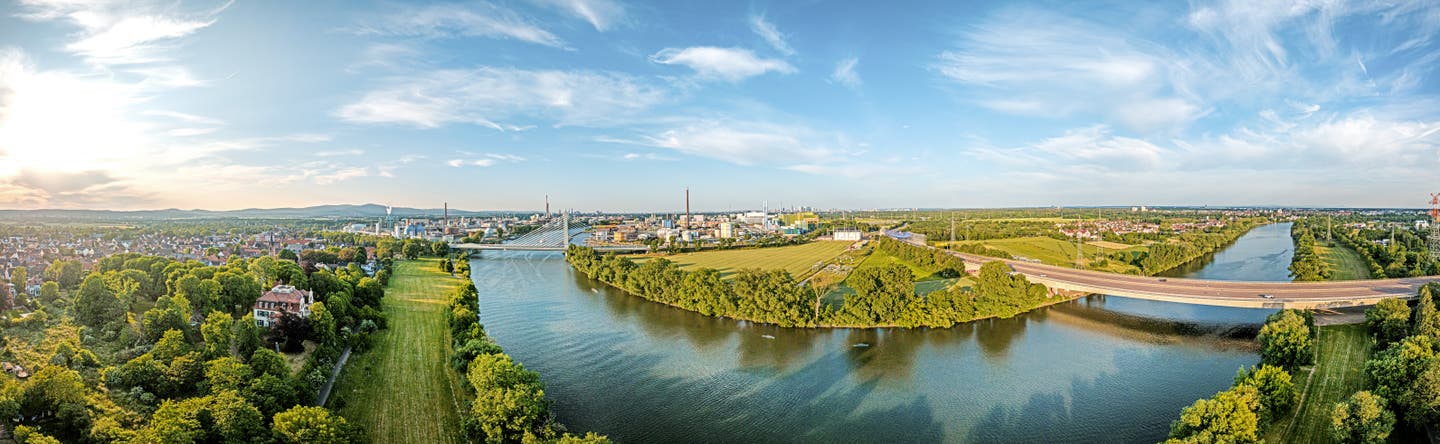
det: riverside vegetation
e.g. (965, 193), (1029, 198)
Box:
(566, 237), (1061, 329)
(1163, 284), (1440, 444)
(445, 258), (609, 443)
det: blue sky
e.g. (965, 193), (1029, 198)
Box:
(1, 0), (1437, 211)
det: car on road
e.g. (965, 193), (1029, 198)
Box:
(1037, 274), (1047, 278)
(1259, 293), (1274, 299)
(1157, 278), (1167, 282)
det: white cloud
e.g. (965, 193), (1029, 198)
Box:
(307, 167), (370, 185)
(609, 120), (834, 166)
(934, 10), (1202, 133)
(830, 57), (861, 89)
(650, 47), (795, 82)
(336, 67), (668, 129)
(749, 14), (794, 56)
(532, 0), (626, 31)
(16, 0), (225, 67)
(353, 2), (567, 49)
(315, 149), (364, 157)
(447, 152), (524, 167)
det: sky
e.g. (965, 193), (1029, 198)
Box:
(0, 0), (1438, 212)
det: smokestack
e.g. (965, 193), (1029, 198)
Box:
(685, 187), (690, 230)
(443, 202), (449, 235)
(545, 194), (550, 217)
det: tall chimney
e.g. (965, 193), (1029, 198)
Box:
(685, 187), (690, 230)
(545, 194), (550, 217)
(443, 202), (449, 236)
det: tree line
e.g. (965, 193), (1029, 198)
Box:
(1289, 221), (1330, 281)
(567, 242), (1060, 329)
(445, 258), (608, 443)
(1356, 285), (1440, 442)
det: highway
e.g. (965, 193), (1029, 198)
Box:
(948, 251), (1437, 309)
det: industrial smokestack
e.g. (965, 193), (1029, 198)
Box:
(444, 202), (449, 236)
(685, 187), (690, 230)
(545, 194), (550, 217)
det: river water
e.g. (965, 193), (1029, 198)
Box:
(469, 223), (1292, 443)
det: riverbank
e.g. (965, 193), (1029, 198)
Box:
(1265, 323), (1372, 443)
(568, 244), (1072, 329)
(330, 259), (470, 444)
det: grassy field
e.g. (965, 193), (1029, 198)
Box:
(1317, 241), (1372, 281)
(1266, 324), (1372, 444)
(638, 241), (854, 279)
(332, 259), (470, 444)
(943, 236), (1145, 274)
(855, 247), (939, 280)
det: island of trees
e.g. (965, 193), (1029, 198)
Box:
(566, 238), (1062, 329)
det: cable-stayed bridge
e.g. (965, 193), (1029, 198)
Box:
(450, 215), (648, 253)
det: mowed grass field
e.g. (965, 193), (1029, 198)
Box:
(1317, 241), (1372, 281)
(1267, 324), (1371, 444)
(332, 259), (470, 444)
(639, 241), (854, 279)
(944, 236), (1145, 274)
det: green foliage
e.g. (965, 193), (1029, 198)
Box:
(1366, 298), (1413, 347)
(38, 281), (60, 305)
(1365, 334), (1436, 424)
(568, 245), (1054, 328)
(272, 405), (356, 444)
(1289, 222), (1330, 281)
(44, 259), (83, 289)
(1258, 310), (1313, 371)
(73, 273), (124, 329)
(1330, 391), (1394, 444)
(201, 310), (235, 359)
(1165, 384), (1262, 444)
(464, 354), (550, 444)
(1233, 365), (1296, 423)
(1415, 285), (1440, 340)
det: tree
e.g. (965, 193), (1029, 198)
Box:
(1365, 335), (1435, 424)
(309, 301), (338, 347)
(1258, 310), (1312, 371)
(249, 348), (290, 379)
(11, 266), (28, 294)
(432, 242), (450, 257)
(465, 354), (550, 443)
(1330, 391), (1394, 444)
(44, 259), (83, 289)
(201, 311), (235, 359)
(272, 406), (353, 444)
(1234, 365), (1296, 422)
(376, 238), (398, 259)
(1366, 298), (1412, 347)
(210, 390), (268, 443)
(1165, 385), (1262, 444)
(278, 249), (299, 262)
(204, 357), (253, 393)
(1415, 285), (1440, 340)
(39, 281), (60, 305)
(74, 273), (124, 328)
(141, 295), (190, 342)
(843, 264), (915, 324)
(235, 313), (264, 359)
(216, 271), (262, 315)
(403, 240), (426, 259)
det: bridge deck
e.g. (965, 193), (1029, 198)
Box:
(948, 251), (1436, 309)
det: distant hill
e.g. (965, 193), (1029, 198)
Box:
(0, 204), (518, 220)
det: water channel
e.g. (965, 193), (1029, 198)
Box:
(469, 222), (1294, 443)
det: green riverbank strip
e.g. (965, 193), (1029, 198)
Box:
(331, 259), (470, 444)
(1316, 240), (1372, 281)
(1266, 324), (1372, 444)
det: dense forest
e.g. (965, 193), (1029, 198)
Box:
(0, 250), (393, 442)
(567, 240), (1060, 329)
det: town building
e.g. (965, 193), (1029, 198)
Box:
(252, 284), (314, 327)
(834, 229), (863, 241)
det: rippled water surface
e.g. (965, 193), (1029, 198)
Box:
(469, 224), (1290, 443)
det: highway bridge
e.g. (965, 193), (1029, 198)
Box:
(948, 250), (1436, 309)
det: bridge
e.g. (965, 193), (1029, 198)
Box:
(946, 250), (1436, 309)
(450, 215), (649, 253)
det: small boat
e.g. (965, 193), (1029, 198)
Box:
(852, 343), (870, 348)
(761, 334), (775, 339)
(590, 288), (599, 293)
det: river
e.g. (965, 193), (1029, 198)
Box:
(469, 223), (1293, 443)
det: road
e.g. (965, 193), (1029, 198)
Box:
(948, 251), (1436, 309)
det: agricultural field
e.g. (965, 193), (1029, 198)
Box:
(942, 236), (1145, 274)
(1317, 241), (1372, 281)
(331, 259), (470, 444)
(1265, 324), (1371, 444)
(639, 241), (855, 279)
(854, 247), (940, 279)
